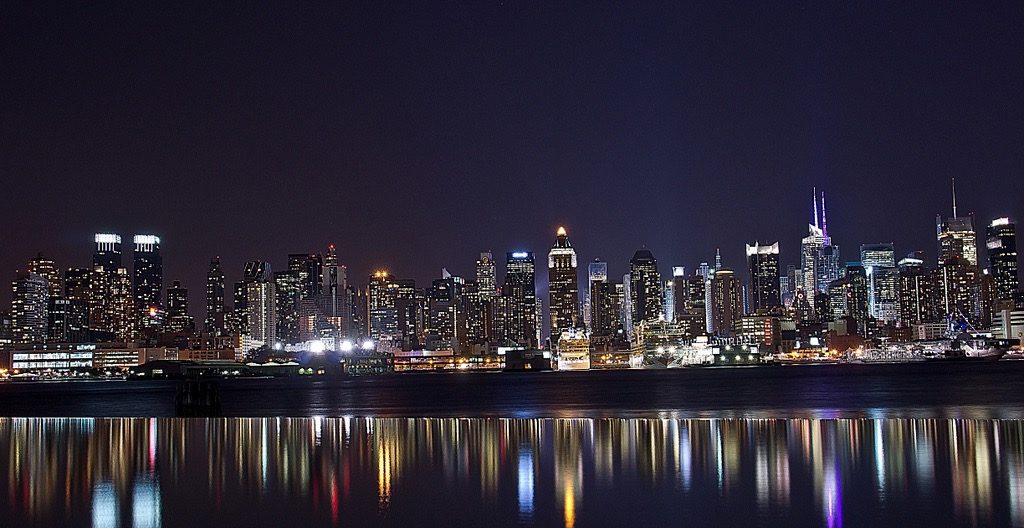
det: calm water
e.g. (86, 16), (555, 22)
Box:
(1, 362), (1024, 418)
(1, 417), (1023, 527)
(3, 363), (1024, 526)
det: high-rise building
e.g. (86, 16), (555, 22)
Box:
(133, 234), (164, 330)
(746, 242), (780, 312)
(11, 271), (49, 344)
(801, 190), (840, 308)
(860, 243), (898, 323)
(27, 253), (62, 298)
(427, 272), (466, 352)
(936, 179), (978, 267)
(628, 249), (662, 327)
(476, 252), (497, 301)
(548, 227), (579, 340)
(205, 257), (227, 335)
(93, 233), (122, 273)
(242, 261), (276, 349)
(707, 268), (742, 336)
(368, 271), (400, 344)
(827, 264), (871, 335)
(987, 218), (1019, 303)
(274, 270), (301, 344)
(897, 253), (934, 326)
(587, 260), (608, 334)
(934, 256), (982, 327)
(166, 280), (194, 332)
(288, 253), (324, 300)
(319, 244), (351, 335)
(394, 278), (421, 350)
(502, 251), (538, 347)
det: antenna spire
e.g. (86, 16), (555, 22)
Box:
(813, 186), (819, 228)
(821, 190), (828, 238)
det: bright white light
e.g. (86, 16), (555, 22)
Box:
(340, 340), (353, 352)
(511, 252), (528, 258)
(133, 235), (160, 245)
(94, 233), (121, 244)
(360, 340), (374, 351)
(309, 340), (326, 354)
(273, 342), (282, 351)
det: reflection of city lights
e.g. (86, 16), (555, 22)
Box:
(518, 448), (535, 521)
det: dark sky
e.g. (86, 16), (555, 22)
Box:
(2, 2), (1022, 314)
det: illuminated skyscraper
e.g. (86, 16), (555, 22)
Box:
(242, 261), (276, 349)
(319, 244), (350, 332)
(288, 253), (324, 300)
(707, 268), (742, 336)
(368, 271), (400, 343)
(987, 218), (1019, 303)
(827, 264), (870, 335)
(502, 251), (538, 347)
(27, 253), (62, 298)
(860, 243), (899, 323)
(897, 253), (934, 326)
(133, 234), (164, 329)
(628, 249), (662, 327)
(587, 259), (617, 336)
(93, 233), (122, 273)
(745, 242), (780, 312)
(476, 252), (497, 300)
(548, 227), (579, 340)
(427, 272), (466, 352)
(801, 190), (840, 309)
(936, 179), (978, 267)
(11, 271), (48, 344)
(205, 257), (227, 334)
(274, 270), (301, 344)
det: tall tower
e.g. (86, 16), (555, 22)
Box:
(800, 189), (840, 308)
(133, 235), (164, 330)
(166, 280), (193, 332)
(503, 251), (538, 347)
(745, 242), (780, 312)
(708, 268), (742, 336)
(936, 178), (978, 266)
(93, 233), (122, 273)
(476, 252), (497, 301)
(588, 259), (609, 334)
(205, 257), (226, 334)
(628, 249), (662, 327)
(548, 227), (579, 341)
(242, 261), (276, 349)
(987, 218), (1019, 303)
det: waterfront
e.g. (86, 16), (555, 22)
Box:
(1, 362), (1024, 419)
(2, 416), (1023, 527)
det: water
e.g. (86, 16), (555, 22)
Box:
(1, 417), (1022, 527)
(2, 363), (1024, 526)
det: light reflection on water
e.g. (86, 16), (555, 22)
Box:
(2, 417), (1023, 526)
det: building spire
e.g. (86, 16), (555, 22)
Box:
(951, 177), (958, 218)
(715, 248), (722, 270)
(813, 186), (819, 228)
(821, 190), (828, 238)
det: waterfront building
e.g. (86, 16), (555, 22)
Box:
(11, 271), (49, 344)
(746, 242), (780, 312)
(990, 309), (1024, 340)
(548, 227), (579, 341)
(987, 218), (1019, 304)
(735, 315), (782, 351)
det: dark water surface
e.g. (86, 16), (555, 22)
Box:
(2, 417), (1022, 527)
(1, 362), (1024, 418)
(3, 363), (1024, 526)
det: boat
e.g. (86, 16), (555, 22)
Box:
(938, 333), (1018, 361)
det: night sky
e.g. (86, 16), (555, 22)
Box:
(3, 2), (1022, 314)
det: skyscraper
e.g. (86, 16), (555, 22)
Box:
(827, 264), (871, 335)
(93, 233), (122, 273)
(205, 257), (227, 334)
(987, 218), (1019, 303)
(274, 270), (301, 344)
(368, 271), (400, 344)
(936, 179), (978, 267)
(587, 260), (616, 336)
(548, 227), (579, 340)
(502, 251), (538, 347)
(427, 272), (466, 352)
(897, 253), (934, 326)
(242, 261), (276, 349)
(27, 253), (62, 298)
(801, 189), (840, 309)
(745, 242), (780, 312)
(707, 268), (742, 336)
(166, 280), (193, 332)
(476, 252), (497, 300)
(319, 244), (350, 333)
(133, 234), (164, 329)
(860, 243), (898, 323)
(11, 271), (48, 344)
(628, 249), (662, 327)
(288, 253), (324, 300)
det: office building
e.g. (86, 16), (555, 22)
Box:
(11, 271), (49, 344)
(746, 242), (780, 312)
(93, 233), (122, 273)
(707, 268), (742, 336)
(548, 227), (579, 340)
(628, 249), (662, 327)
(936, 179), (978, 267)
(987, 218), (1019, 303)
(502, 251), (538, 347)
(166, 280), (194, 333)
(205, 257), (227, 335)
(133, 234), (163, 329)
(897, 253), (934, 326)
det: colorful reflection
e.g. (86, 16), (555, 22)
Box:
(1, 418), (1023, 526)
